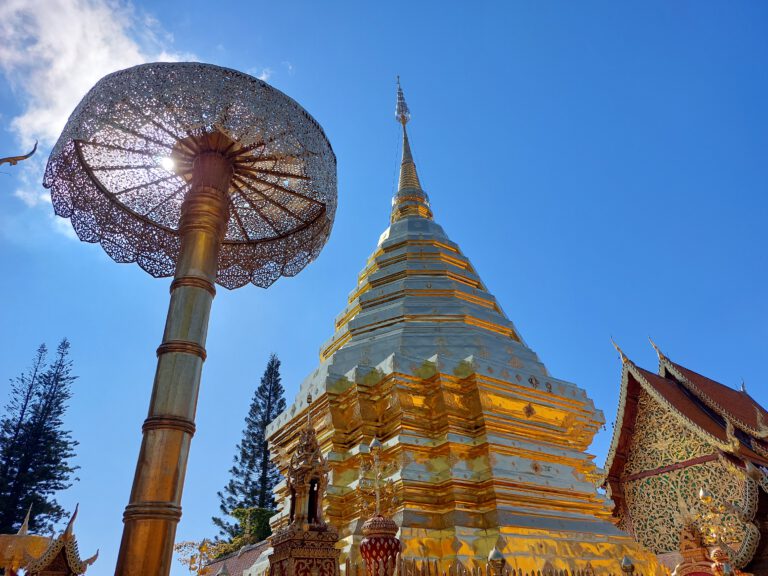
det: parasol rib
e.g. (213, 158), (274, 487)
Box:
(227, 196), (254, 241)
(245, 174), (324, 206)
(232, 175), (308, 224)
(115, 174), (180, 196)
(237, 166), (311, 181)
(144, 182), (188, 218)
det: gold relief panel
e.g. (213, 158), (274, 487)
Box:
(623, 390), (711, 477)
(622, 460), (748, 555)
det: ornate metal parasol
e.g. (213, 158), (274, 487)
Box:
(45, 62), (335, 289)
(44, 62), (336, 576)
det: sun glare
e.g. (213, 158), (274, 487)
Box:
(158, 157), (175, 171)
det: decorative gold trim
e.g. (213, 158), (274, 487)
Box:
(142, 415), (196, 436)
(599, 358), (632, 487)
(171, 276), (216, 297)
(156, 340), (207, 360)
(123, 502), (182, 522)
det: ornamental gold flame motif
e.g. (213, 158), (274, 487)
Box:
(695, 488), (748, 557)
(357, 438), (400, 518)
(45, 62), (336, 576)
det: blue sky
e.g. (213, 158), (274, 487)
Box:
(1, 1), (767, 574)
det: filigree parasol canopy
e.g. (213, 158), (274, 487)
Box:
(44, 62), (336, 289)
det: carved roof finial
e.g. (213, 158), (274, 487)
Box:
(63, 504), (78, 540)
(611, 338), (631, 365)
(17, 504), (32, 535)
(648, 336), (667, 361)
(740, 379), (747, 393)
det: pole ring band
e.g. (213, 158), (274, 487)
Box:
(157, 340), (207, 361)
(142, 415), (196, 436)
(171, 276), (216, 297)
(123, 502), (182, 523)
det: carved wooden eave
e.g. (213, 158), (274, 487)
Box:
(24, 507), (98, 575)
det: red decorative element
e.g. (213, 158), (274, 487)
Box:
(360, 515), (401, 576)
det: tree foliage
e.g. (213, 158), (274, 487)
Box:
(213, 353), (286, 542)
(0, 339), (79, 534)
(174, 539), (223, 575)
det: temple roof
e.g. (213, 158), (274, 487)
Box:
(603, 343), (768, 507)
(204, 540), (270, 576)
(663, 358), (768, 438)
(24, 506), (98, 575)
(0, 506), (97, 575)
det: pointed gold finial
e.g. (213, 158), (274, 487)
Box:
(63, 504), (79, 540)
(611, 338), (631, 365)
(648, 337), (667, 361)
(17, 504), (32, 535)
(391, 78), (432, 222)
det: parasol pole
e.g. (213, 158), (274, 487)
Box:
(115, 152), (233, 575)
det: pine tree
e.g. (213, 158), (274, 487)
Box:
(213, 353), (286, 542)
(0, 339), (79, 533)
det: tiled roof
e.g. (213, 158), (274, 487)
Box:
(205, 541), (269, 576)
(667, 361), (768, 435)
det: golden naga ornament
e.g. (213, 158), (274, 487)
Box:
(0, 141), (37, 167)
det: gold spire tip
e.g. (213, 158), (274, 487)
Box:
(396, 77), (410, 126)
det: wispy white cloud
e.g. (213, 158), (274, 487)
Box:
(247, 66), (273, 82)
(0, 0), (193, 234)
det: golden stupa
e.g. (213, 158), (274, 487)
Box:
(264, 82), (664, 575)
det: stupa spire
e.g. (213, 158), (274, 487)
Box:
(392, 77), (433, 222)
